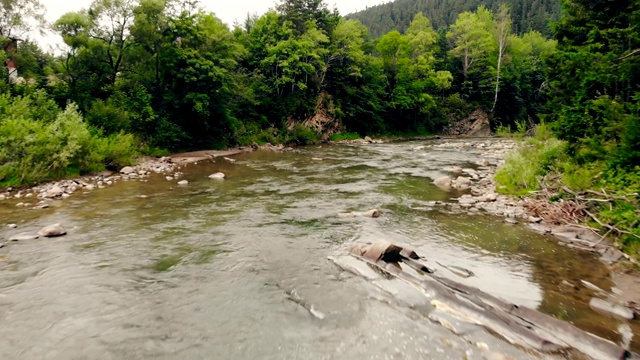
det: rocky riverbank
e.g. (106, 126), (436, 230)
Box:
(418, 139), (628, 266)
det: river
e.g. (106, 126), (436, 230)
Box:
(0, 139), (635, 359)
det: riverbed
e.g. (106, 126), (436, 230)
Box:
(0, 139), (635, 359)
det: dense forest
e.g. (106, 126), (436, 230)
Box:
(1, 0), (555, 185)
(346, 0), (562, 38)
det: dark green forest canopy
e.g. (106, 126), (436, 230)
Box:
(346, 0), (561, 38)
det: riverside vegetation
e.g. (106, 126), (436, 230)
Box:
(0, 0), (639, 256)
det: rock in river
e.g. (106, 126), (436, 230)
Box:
(120, 166), (136, 174)
(208, 172), (226, 179)
(177, 180), (189, 186)
(434, 176), (452, 190)
(37, 224), (67, 237)
(10, 233), (39, 241)
(589, 298), (634, 320)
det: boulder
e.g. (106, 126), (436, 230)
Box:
(7, 224), (17, 229)
(177, 180), (189, 186)
(364, 136), (373, 143)
(589, 298), (634, 320)
(46, 185), (63, 198)
(0, 194), (5, 200)
(209, 172), (226, 179)
(455, 176), (471, 186)
(37, 224), (67, 237)
(10, 233), (39, 241)
(120, 166), (136, 174)
(433, 176), (452, 190)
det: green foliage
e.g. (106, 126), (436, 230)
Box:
(345, 0), (561, 39)
(285, 124), (319, 145)
(0, 92), (136, 186)
(495, 124), (567, 195)
(329, 132), (361, 141)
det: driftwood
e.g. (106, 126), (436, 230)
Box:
(344, 241), (633, 360)
(522, 184), (640, 264)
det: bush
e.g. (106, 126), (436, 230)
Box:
(0, 92), (138, 186)
(495, 124), (567, 195)
(285, 124), (320, 145)
(329, 132), (361, 141)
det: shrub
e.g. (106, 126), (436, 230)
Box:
(285, 124), (320, 145)
(0, 92), (138, 186)
(495, 124), (567, 195)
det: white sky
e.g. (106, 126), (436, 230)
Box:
(35, 0), (388, 51)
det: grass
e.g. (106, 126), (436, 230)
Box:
(329, 132), (361, 141)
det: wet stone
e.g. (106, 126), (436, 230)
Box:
(9, 233), (39, 241)
(37, 224), (67, 237)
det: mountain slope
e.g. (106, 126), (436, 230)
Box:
(346, 0), (561, 38)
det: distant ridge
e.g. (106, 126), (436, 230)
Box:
(345, 0), (561, 38)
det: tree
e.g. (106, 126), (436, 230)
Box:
(491, 3), (511, 112)
(0, 0), (46, 38)
(447, 7), (494, 79)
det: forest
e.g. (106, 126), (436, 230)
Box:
(0, 0), (556, 182)
(0, 1), (639, 249)
(346, 0), (562, 38)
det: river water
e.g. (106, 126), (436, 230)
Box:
(0, 140), (635, 359)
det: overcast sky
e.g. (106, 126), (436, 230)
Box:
(36, 0), (387, 46)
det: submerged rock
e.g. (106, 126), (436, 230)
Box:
(37, 224), (67, 237)
(589, 298), (634, 320)
(10, 233), (39, 241)
(208, 172), (226, 179)
(434, 176), (452, 190)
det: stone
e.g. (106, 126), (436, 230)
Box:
(166, 176), (174, 181)
(177, 180), (189, 186)
(483, 193), (498, 202)
(0, 194), (5, 200)
(434, 176), (452, 190)
(364, 136), (373, 143)
(120, 166), (136, 174)
(46, 185), (63, 198)
(455, 176), (471, 186)
(84, 185), (95, 191)
(311, 158), (323, 161)
(362, 209), (381, 218)
(528, 216), (542, 223)
(208, 172), (226, 179)
(8, 224), (17, 229)
(37, 224), (67, 237)
(589, 298), (634, 320)
(9, 233), (39, 241)
(160, 156), (172, 163)
(504, 218), (518, 225)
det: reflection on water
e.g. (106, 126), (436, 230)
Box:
(0, 139), (635, 358)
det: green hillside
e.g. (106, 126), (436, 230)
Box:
(346, 0), (561, 38)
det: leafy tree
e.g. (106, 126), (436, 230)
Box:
(0, 0), (46, 38)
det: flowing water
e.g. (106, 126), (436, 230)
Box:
(0, 140), (635, 359)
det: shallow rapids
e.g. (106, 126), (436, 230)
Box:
(0, 139), (635, 359)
